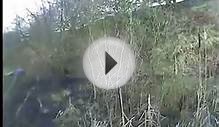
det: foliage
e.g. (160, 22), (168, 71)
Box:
(3, 0), (219, 127)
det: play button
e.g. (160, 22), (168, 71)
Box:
(83, 37), (136, 90)
(105, 51), (117, 75)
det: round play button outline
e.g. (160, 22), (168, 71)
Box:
(83, 37), (136, 90)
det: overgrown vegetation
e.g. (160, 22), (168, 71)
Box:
(3, 0), (219, 127)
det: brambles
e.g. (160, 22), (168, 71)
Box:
(3, 0), (219, 127)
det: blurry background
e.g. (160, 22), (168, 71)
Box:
(3, 0), (219, 127)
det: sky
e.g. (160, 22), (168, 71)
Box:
(3, 0), (48, 32)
